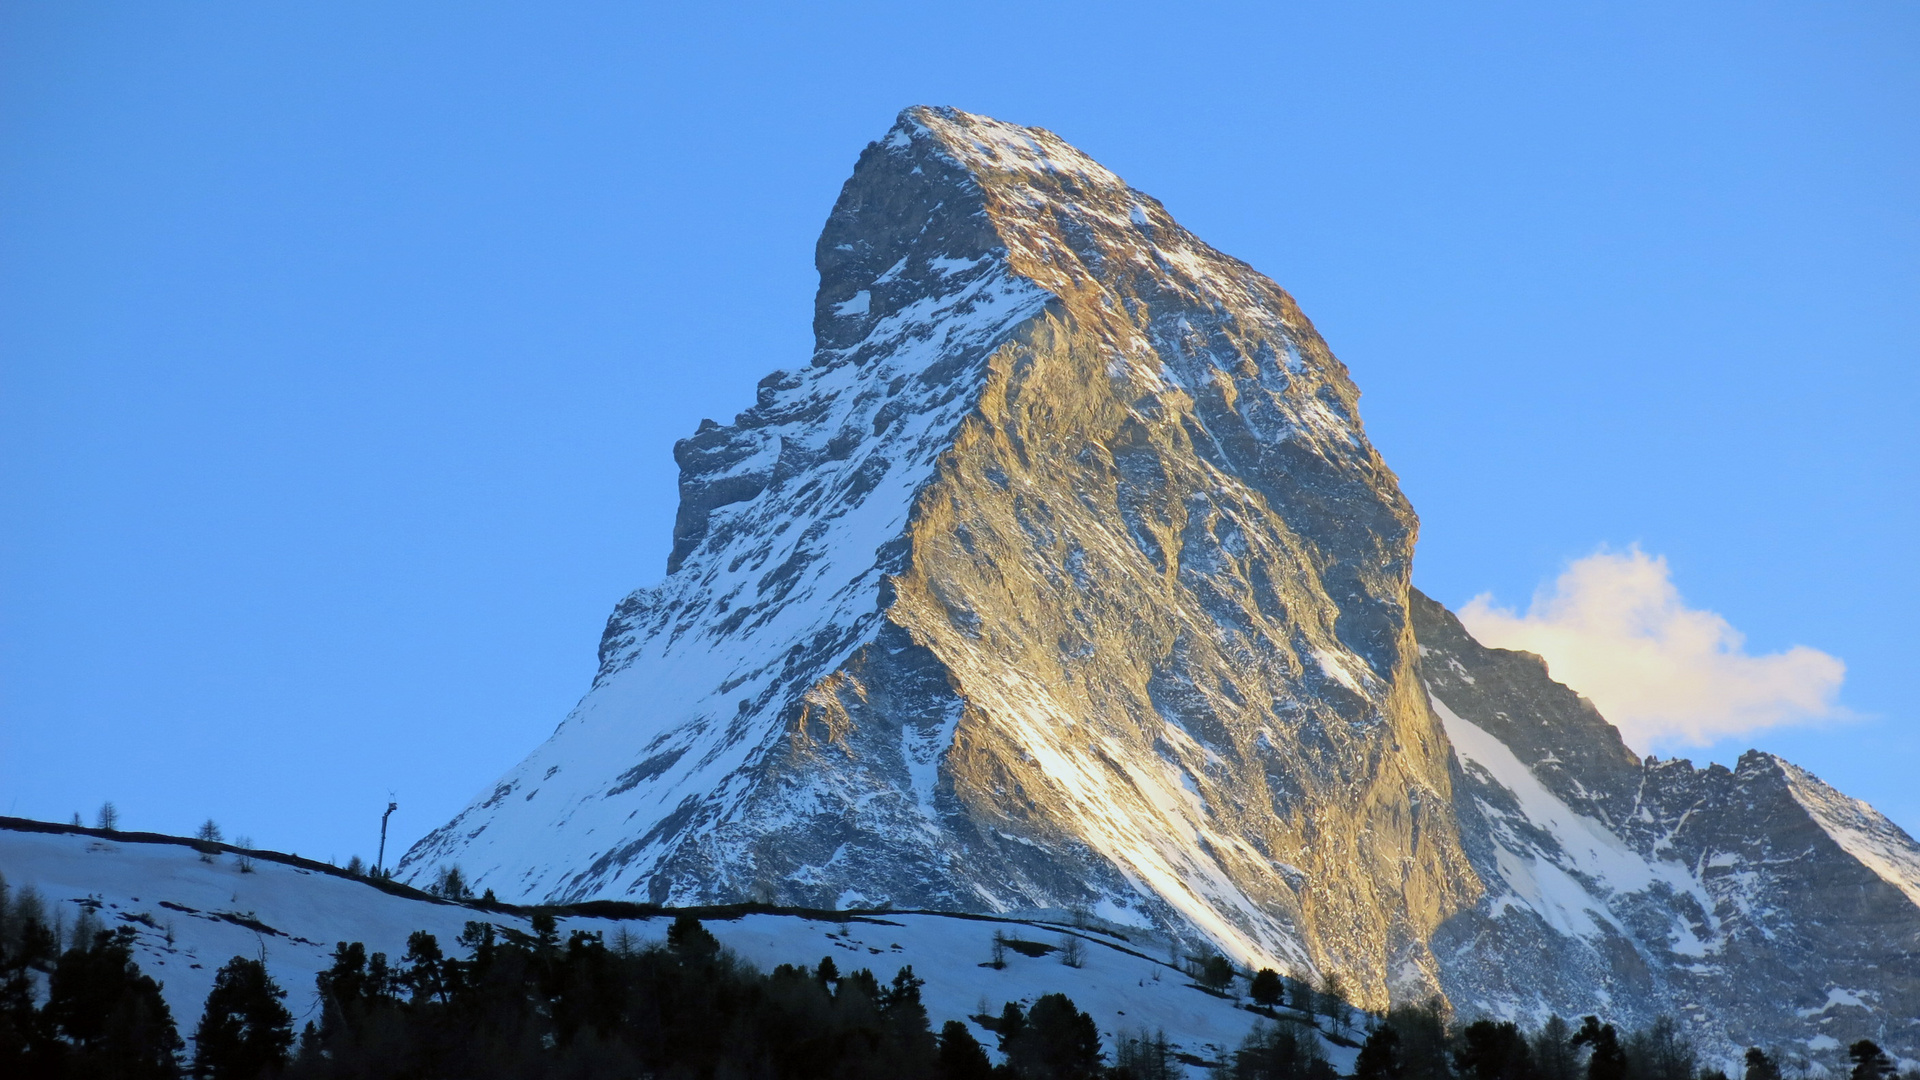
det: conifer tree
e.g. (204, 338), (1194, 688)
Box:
(1001, 993), (1101, 1080)
(194, 821), (222, 863)
(996, 1001), (1027, 1054)
(1572, 1017), (1627, 1080)
(835, 966), (882, 1004)
(1249, 968), (1284, 1009)
(95, 803), (119, 832)
(1745, 1047), (1784, 1080)
(400, 932), (446, 1006)
(1386, 999), (1451, 1080)
(43, 926), (182, 1078)
(937, 1019), (994, 1080)
(70, 906), (104, 952)
(665, 915), (718, 963)
(1354, 1024), (1403, 1080)
(1625, 1015), (1695, 1080)
(1849, 1040), (1895, 1080)
(192, 955), (293, 1079)
(1532, 1015), (1579, 1080)
(1116, 1028), (1178, 1080)
(431, 865), (469, 899)
(1455, 1019), (1535, 1080)
(0, 873), (56, 1069)
(878, 965), (930, 1038)
(1230, 1020), (1334, 1080)
(1197, 952), (1235, 992)
(1318, 973), (1351, 1030)
(0, 958), (36, 1066)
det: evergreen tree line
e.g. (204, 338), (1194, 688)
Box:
(3, 872), (1913, 1080)
(1347, 1000), (1909, 1080)
(3, 873), (184, 1079)
(1244, 966), (1354, 1030)
(3, 885), (1123, 1080)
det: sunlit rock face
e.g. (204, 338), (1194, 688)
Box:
(401, 105), (1477, 1006)
(402, 108), (1920, 1061)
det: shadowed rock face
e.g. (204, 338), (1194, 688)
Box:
(401, 107), (1920, 1060)
(1416, 592), (1920, 1065)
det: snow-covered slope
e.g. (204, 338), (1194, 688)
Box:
(1782, 760), (1920, 911)
(0, 823), (1351, 1076)
(403, 105), (1473, 1008)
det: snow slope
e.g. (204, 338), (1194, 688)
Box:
(1, 823), (1355, 1075)
(1782, 760), (1920, 911)
(1432, 693), (1707, 949)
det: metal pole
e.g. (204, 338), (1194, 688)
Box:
(377, 801), (397, 876)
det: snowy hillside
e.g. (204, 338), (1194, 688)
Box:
(0, 821), (1356, 1075)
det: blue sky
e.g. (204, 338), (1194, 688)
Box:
(2, 2), (1914, 864)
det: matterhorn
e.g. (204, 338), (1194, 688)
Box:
(402, 107), (1920, 1060)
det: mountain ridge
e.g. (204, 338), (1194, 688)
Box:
(1415, 592), (1919, 1056)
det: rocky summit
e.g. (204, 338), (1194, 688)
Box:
(401, 107), (1919, 1063)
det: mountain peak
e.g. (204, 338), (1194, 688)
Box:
(408, 108), (1454, 998)
(899, 105), (1124, 185)
(401, 111), (1920, 1060)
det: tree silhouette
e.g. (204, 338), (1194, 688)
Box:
(1745, 1047), (1783, 1080)
(1572, 1017), (1626, 1080)
(1249, 968), (1284, 1008)
(43, 926), (182, 1079)
(193, 955), (293, 1079)
(1849, 1040), (1895, 1080)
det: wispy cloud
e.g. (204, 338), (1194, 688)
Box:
(1457, 548), (1846, 752)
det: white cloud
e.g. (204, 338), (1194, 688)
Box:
(1456, 548), (1846, 752)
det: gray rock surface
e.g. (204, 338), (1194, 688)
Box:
(1417, 592), (1919, 1066)
(402, 107), (1920, 1065)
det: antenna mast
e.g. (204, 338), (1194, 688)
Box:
(377, 800), (398, 877)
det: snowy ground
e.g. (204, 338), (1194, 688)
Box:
(0, 822), (1359, 1075)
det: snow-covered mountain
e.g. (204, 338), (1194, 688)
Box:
(397, 107), (1920, 1066)
(402, 105), (1473, 997)
(0, 823), (1347, 1075)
